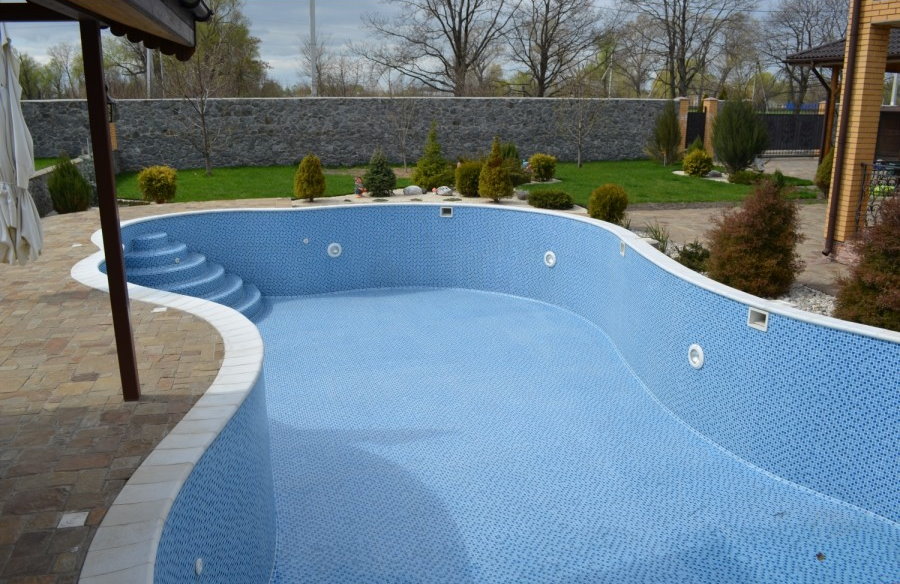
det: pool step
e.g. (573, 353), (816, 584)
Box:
(122, 232), (265, 320)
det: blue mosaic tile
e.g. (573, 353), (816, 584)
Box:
(154, 380), (276, 584)
(129, 206), (899, 583)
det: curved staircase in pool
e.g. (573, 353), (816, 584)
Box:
(120, 231), (264, 319)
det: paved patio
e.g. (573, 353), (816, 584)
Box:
(0, 182), (848, 583)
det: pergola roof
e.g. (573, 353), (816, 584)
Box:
(1, 0), (211, 60)
(785, 28), (900, 73)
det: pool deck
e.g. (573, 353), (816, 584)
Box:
(0, 181), (852, 583)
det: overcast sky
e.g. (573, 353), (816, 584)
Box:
(1, 0), (400, 86)
(2, 0), (789, 87)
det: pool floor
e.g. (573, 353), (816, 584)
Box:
(257, 288), (899, 584)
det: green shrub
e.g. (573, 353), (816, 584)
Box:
(728, 169), (762, 185)
(48, 154), (92, 213)
(833, 195), (900, 331)
(528, 189), (573, 210)
(529, 153), (557, 182)
(455, 161), (482, 197)
(478, 137), (513, 202)
(712, 100), (768, 174)
(363, 149), (397, 197)
(706, 179), (804, 298)
(507, 162), (532, 187)
(675, 240), (710, 272)
(682, 149), (713, 177)
(643, 220), (671, 253)
(646, 101), (682, 165)
(499, 141), (519, 161)
(293, 153), (325, 202)
(687, 136), (705, 153)
(814, 148), (834, 197)
(588, 184), (629, 224)
(412, 122), (454, 191)
(137, 165), (177, 204)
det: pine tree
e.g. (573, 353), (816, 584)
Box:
(293, 153), (325, 202)
(478, 137), (513, 202)
(411, 121), (453, 191)
(712, 100), (768, 174)
(646, 101), (682, 166)
(363, 149), (397, 197)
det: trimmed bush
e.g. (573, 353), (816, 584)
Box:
(674, 240), (710, 272)
(48, 154), (92, 213)
(712, 100), (768, 174)
(646, 101), (682, 165)
(814, 148), (834, 197)
(833, 195), (900, 331)
(363, 149), (397, 197)
(412, 122), (454, 191)
(706, 179), (804, 298)
(588, 184), (629, 224)
(682, 149), (713, 177)
(293, 153), (325, 202)
(529, 153), (557, 182)
(478, 137), (513, 202)
(455, 161), (482, 197)
(137, 165), (177, 204)
(728, 169), (762, 185)
(528, 189), (573, 210)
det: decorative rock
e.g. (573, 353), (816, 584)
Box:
(436, 186), (453, 196)
(403, 185), (423, 196)
(515, 189), (529, 200)
(705, 170), (723, 178)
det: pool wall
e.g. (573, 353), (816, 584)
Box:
(115, 205), (899, 528)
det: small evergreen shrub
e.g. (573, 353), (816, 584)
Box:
(646, 101), (682, 165)
(48, 154), (92, 213)
(728, 169), (762, 185)
(499, 141), (519, 161)
(588, 184), (629, 224)
(687, 136), (705, 153)
(293, 153), (325, 202)
(814, 148), (834, 197)
(137, 165), (177, 204)
(528, 189), (573, 210)
(507, 161), (532, 187)
(412, 122), (454, 191)
(363, 149), (397, 197)
(712, 100), (768, 174)
(529, 153), (557, 182)
(682, 149), (713, 177)
(455, 161), (482, 197)
(706, 179), (804, 298)
(833, 195), (900, 331)
(478, 137), (513, 202)
(675, 240), (710, 272)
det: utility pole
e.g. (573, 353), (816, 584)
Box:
(310, 0), (317, 97)
(145, 45), (152, 98)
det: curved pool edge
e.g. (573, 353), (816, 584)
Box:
(71, 244), (265, 584)
(71, 202), (899, 583)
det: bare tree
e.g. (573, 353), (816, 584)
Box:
(46, 42), (83, 98)
(505, 0), (602, 96)
(612, 17), (664, 97)
(763, 0), (846, 107)
(707, 15), (762, 101)
(300, 35), (328, 96)
(384, 99), (420, 169)
(360, 0), (518, 96)
(622, 0), (753, 99)
(162, 0), (269, 175)
(554, 75), (604, 167)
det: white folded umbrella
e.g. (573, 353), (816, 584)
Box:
(1, 23), (43, 265)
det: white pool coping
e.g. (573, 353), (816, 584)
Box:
(72, 203), (899, 584)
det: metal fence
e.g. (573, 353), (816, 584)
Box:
(858, 162), (899, 230)
(757, 109), (825, 157)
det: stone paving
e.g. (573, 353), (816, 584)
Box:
(0, 178), (848, 583)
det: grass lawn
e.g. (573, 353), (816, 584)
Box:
(116, 166), (413, 202)
(523, 160), (815, 206)
(34, 158), (58, 171)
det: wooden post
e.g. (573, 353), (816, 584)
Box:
(820, 68), (840, 163)
(79, 20), (141, 401)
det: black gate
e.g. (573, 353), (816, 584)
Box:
(759, 112), (825, 156)
(686, 111), (705, 146)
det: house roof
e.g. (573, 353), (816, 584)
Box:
(1, 0), (211, 60)
(785, 28), (900, 72)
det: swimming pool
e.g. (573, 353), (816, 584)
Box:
(74, 204), (899, 583)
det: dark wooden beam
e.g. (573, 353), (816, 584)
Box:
(820, 67), (840, 164)
(0, 3), (76, 21)
(79, 19), (142, 402)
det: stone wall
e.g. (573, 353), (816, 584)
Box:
(23, 98), (667, 172)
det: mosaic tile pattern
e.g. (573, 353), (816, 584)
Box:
(260, 289), (898, 583)
(154, 380), (275, 584)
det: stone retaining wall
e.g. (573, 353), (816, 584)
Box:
(23, 98), (666, 172)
